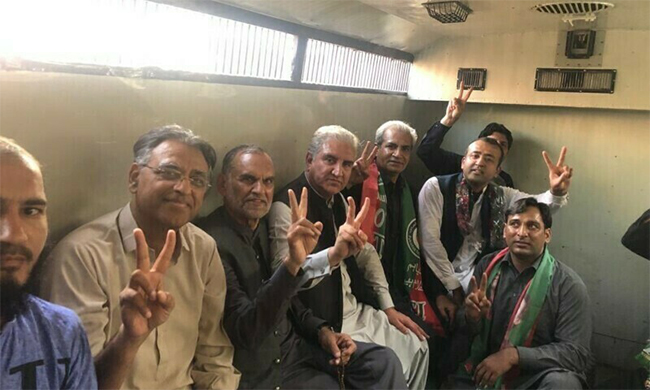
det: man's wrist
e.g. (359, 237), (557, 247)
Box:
(118, 325), (149, 351)
(327, 247), (343, 266)
(282, 255), (302, 276)
(440, 115), (455, 127)
(507, 347), (520, 366)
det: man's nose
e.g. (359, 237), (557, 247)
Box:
(173, 177), (193, 194)
(251, 180), (263, 193)
(0, 211), (29, 244)
(332, 163), (343, 177)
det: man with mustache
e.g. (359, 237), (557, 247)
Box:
(347, 120), (453, 386)
(418, 138), (572, 317)
(0, 137), (97, 389)
(199, 145), (405, 389)
(455, 198), (592, 389)
(417, 83), (516, 188)
(269, 125), (429, 389)
(41, 125), (239, 389)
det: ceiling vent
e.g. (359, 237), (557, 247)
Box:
(532, 2), (614, 25)
(535, 68), (616, 93)
(422, 1), (472, 23)
(457, 68), (487, 90)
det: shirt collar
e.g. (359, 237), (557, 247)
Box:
(219, 207), (258, 243)
(504, 250), (543, 273)
(118, 203), (190, 254)
(303, 172), (335, 208)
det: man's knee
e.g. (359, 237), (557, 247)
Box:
(354, 342), (403, 379)
(535, 371), (583, 390)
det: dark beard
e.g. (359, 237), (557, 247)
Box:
(1, 277), (29, 324)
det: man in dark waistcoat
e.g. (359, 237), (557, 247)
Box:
(198, 145), (406, 389)
(418, 137), (573, 317)
(269, 126), (429, 389)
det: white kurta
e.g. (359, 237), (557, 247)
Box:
(339, 261), (430, 390)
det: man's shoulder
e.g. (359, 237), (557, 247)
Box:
(49, 209), (121, 259)
(553, 258), (587, 289)
(184, 221), (218, 252)
(24, 295), (84, 332)
(195, 206), (228, 238)
(274, 173), (306, 204)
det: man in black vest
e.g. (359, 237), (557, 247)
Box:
(418, 138), (573, 317)
(269, 126), (430, 389)
(199, 145), (406, 389)
(416, 83), (516, 188)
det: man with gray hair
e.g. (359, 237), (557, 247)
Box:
(347, 120), (452, 386)
(269, 125), (430, 389)
(42, 125), (240, 389)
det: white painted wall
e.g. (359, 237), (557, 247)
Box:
(409, 29), (650, 111)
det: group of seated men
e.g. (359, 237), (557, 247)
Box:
(1, 87), (593, 389)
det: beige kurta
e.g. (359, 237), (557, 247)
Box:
(41, 204), (240, 390)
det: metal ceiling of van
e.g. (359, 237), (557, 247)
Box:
(205, 0), (649, 53)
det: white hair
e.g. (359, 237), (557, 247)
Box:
(307, 125), (359, 157)
(375, 120), (417, 146)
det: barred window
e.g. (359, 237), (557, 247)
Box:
(301, 39), (411, 93)
(0, 0), (298, 80)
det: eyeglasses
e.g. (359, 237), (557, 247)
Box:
(141, 164), (211, 189)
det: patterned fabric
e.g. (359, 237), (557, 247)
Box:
(455, 177), (507, 250)
(361, 163), (444, 336)
(462, 247), (556, 389)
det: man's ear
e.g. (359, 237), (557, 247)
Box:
(545, 228), (552, 244)
(305, 152), (313, 171)
(216, 173), (227, 196)
(128, 163), (140, 193)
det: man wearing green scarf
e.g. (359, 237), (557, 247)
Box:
(455, 198), (592, 389)
(347, 120), (453, 386)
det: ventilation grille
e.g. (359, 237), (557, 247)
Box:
(457, 68), (486, 90)
(535, 68), (616, 93)
(533, 2), (613, 14)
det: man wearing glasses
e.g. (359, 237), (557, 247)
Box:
(42, 125), (240, 389)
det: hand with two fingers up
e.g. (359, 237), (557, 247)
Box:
(328, 197), (371, 266)
(465, 272), (492, 324)
(441, 80), (474, 127)
(119, 228), (177, 342)
(285, 187), (324, 275)
(543, 146), (573, 196)
(347, 141), (378, 187)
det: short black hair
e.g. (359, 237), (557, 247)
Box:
(505, 197), (553, 229)
(221, 144), (268, 174)
(478, 122), (513, 151)
(133, 125), (217, 174)
(467, 137), (505, 167)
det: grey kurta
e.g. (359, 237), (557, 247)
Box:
(458, 250), (593, 389)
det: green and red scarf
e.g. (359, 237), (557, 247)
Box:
(456, 177), (506, 250)
(461, 247), (556, 389)
(360, 163), (444, 336)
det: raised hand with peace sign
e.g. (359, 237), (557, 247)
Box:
(285, 187), (324, 275)
(327, 197), (371, 266)
(441, 80), (474, 127)
(465, 272), (492, 323)
(119, 228), (177, 340)
(347, 141), (378, 187)
(543, 146), (573, 196)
